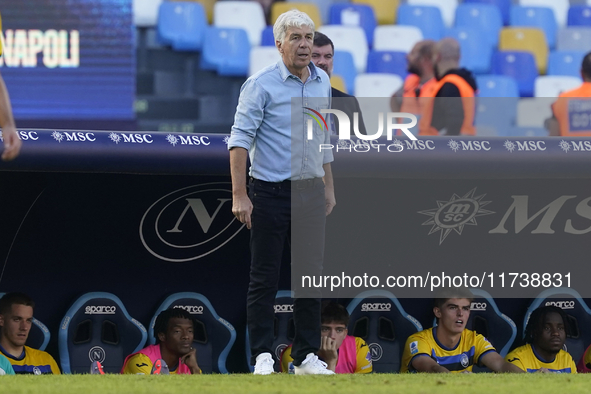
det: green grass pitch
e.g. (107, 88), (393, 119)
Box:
(2, 373), (591, 394)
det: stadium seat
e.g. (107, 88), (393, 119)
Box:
(346, 290), (423, 373)
(248, 46), (281, 77)
(476, 75), (520, 97)
(397, 5), (445, 41)
(407, 0), (458, 27)
(516, 97), (553, 127)
(568, 6), (591, 27)
(547, 50), (586, 77)
(464, 0), (511, 26)
(491, 51), (539, 97)
(0, 293), (50, 351)
(475, 97), (519, 135)
(534, 75), (582, 97)
(454, 3), (503, 48)
(352, 0), (400, 25)
(59, 292), (147, 374)
(354, 73), (403, 98)
(507, 126), (549, 136)
(157, 2), (208, 51)
(333, 50), (357, 95)
(366, 51), (408, 79)
(445, 27), (493, 74)
(499, 28), (549, 74)
(556, 27), (591, 52)
(523, 288), (591, 364)
(270, 2), (322, 28)
(149, 292), (236, 374)
(331, 75), (347, 93)
(245, 291), (295, 373)
(134, 0), (162, 27)
(318, 25), (368, 73)
(189, 0), (216, 24)
(519, 0), (569, 28)
(213, 1), (266, 47)
(373, 25), (423, 53)
(200, 27), (250, 76)
(510, 6), (557, 49)
(287, 0), (333, 24)
(261, 26), (275, 46)
(328, 4), (377, 46)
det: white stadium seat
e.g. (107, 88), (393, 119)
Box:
(214, 1), (266, 47)
(519, 0), (569, 28)
(354, 73), (404, 137)
(373, 25), (423, 53)
(516, 98), (554, 127)
(407, 0), (458, 27)
(318, 25), (369, 72)
(134, 0), (163, 27)
(249, 47), (281, 76)
(534, 76), (582, 97)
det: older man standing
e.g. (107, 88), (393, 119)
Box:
(228, 10), (335, 375)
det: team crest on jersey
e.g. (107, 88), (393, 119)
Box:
(33, 366), (42, 375)
(460, 353), (469, 368)
(410, 341), (419, 355)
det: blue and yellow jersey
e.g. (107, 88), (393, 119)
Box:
(0, 353), (14, 375)
(280, 336), (372, 374)
(400, 327), (496, 373)
(505, 344), (576, 373)
(122, 353), (183, 375)
(0, 345), (60, 374)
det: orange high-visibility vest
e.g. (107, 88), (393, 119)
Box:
(552, 82), (591, 137)
(400, 74), (437, 115)
(418, 74), (476, 136)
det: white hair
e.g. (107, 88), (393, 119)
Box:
(273, 9), (315, 44)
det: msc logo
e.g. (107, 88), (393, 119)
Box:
(361, 303), (391, 312)
(274, 304), (293, 313)
(545, 301), (575, 309)
(368, 343), (383, 361)
(140, 183), (245, 262)
(89, 346), (106, 363)
(418, 188), (495, 245)
(471, 302), (487, 311)
(173, 305), (204, 314)
(109, 132), (153, 144)
(85, 306), (116, 315)
(51, 131), (96, 143)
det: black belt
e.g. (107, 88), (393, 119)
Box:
(250, 177), (323, 190)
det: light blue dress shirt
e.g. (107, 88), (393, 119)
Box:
(228, 60), (333, 182)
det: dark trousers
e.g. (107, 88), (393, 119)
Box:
(247, 178), (326, 366)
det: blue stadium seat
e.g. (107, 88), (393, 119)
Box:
(245, 291), (295, 373)
(397, 5), (445, 41)
(0, 293), (50, 351)
(455, 3), (503, 48)
(157, 2), (207, 51)
(261, 26), (275, 46)
(149, 292), (236, 374)
(445, 27), (493, 74)
(491, 51), (538, 97)
(510, 6), (557, 49)
(347, 290), (423, 373)
(464, 0), (511, 26)
(333, 51), (358, 95)
(59, 292), (147, 374)
(366, 51), (408, 79)
(476, 75), (520, 97)
(507, 126), (549, 136)
(547, 51), (586, 77)
(200, 27), (250, 76)
(328, 4), (377, 46)
(475, 96), (519, 136)
(556, 27), (591, 52)
(568, 6), (591, 27)
(524, 288), (591, 365)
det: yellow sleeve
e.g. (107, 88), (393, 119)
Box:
(122, 353), (152, 375)
(400, 332), (432, 373)
(505, 349), (526, 372)
(570, 355), (577, 374)
(354, 337), (372, 374)
(474, 333), (496, 364)
(280, 345), (293, 373)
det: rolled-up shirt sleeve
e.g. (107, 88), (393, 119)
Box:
(228, 78), (267, 150)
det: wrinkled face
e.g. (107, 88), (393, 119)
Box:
(312, 44), (333, 77)
(0, 304), (33, 348)
(277, 25), (314, 74)
(434, 298), (471, 335)
(159, 317), (194, 356)
(535, 312), (566, 354)
(321, 321), (348, 349)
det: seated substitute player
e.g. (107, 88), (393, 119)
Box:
(280, 301), (372, 374)
(0, 293), (60, 374)
(401, 288), (523, 373)
(121, 308), (201, 374)
(505, 306), (576, 373)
